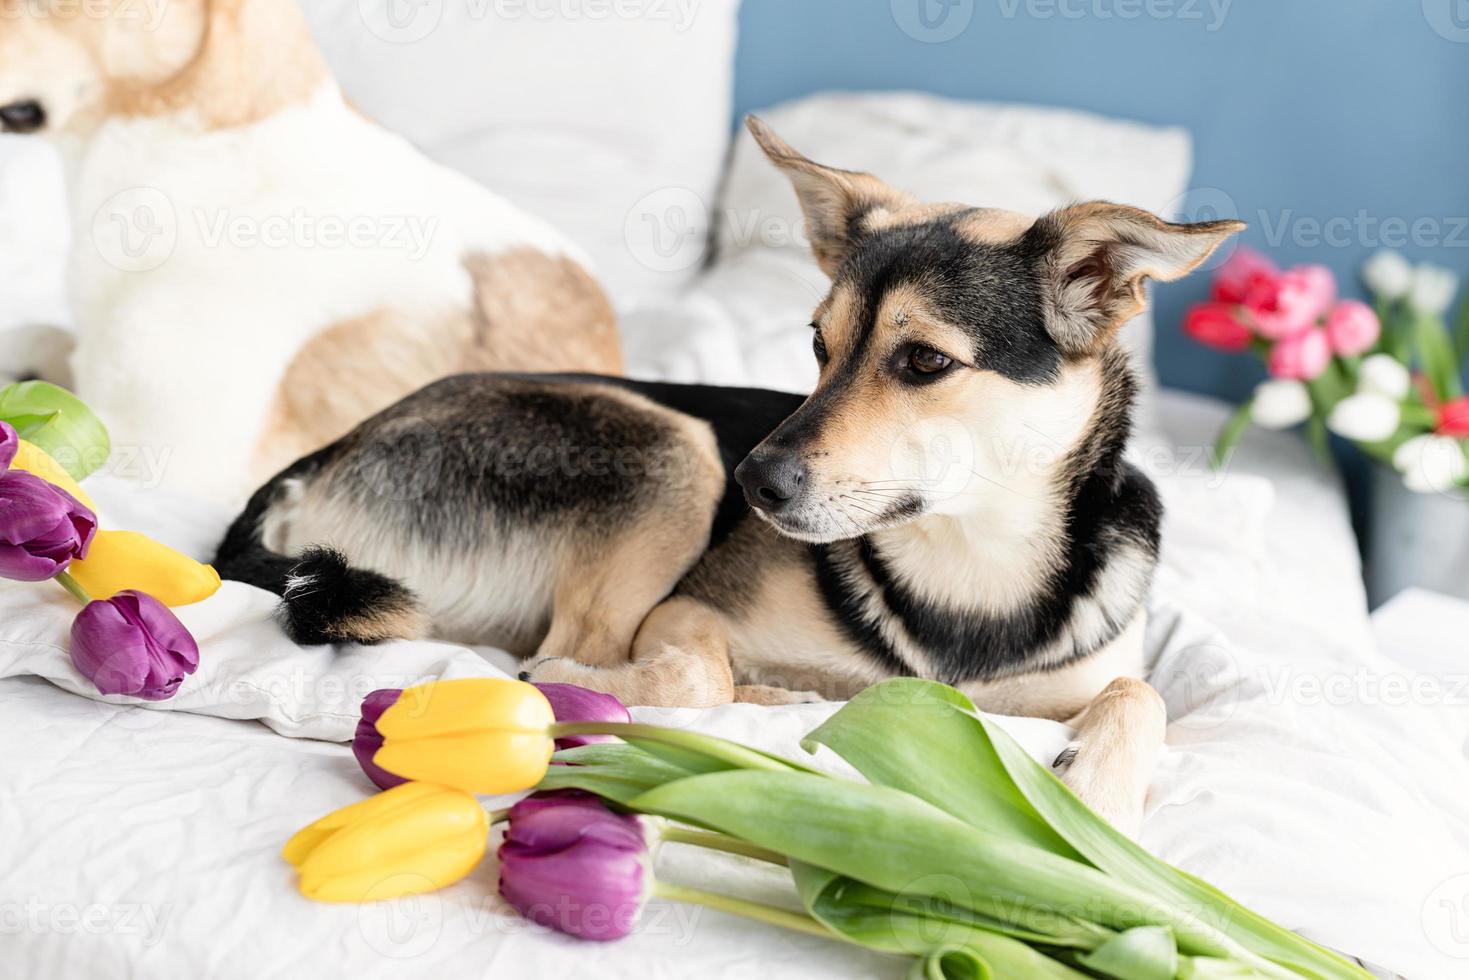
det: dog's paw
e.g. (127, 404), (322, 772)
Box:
(520, 656), (585, 686)
(733, 684), (824, 705)
(1052, 742), (1144, 839)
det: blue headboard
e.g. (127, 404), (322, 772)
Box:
(733, 0), (1469, 403)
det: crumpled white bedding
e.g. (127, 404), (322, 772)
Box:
(1, 391), (1465, 978)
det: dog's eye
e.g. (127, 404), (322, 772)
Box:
(907, 346), (952, 375)
(812, 328), (828, 365)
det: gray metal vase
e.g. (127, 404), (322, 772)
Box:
(1366, 463), (1469, 606)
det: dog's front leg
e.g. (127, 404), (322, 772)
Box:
(1050, 675), (1167, 839)
(525, 597), (736, 708)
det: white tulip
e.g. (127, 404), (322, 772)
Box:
(1251, 378), (1312, 430)
(1408, 263), (1460, 316)
(1393, 434), (1469, 494)
(1326, 392), (1401, 442)
(1357, 353), (1412, 400)
(1361, 249), (1413, 300)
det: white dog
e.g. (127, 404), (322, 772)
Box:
(0, 0), (622, 503)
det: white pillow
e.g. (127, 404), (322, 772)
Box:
(624, 91), (1194, 401)
(299, 0), (741, 309)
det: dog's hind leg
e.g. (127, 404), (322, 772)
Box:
(533, 521), (713, 670)
(1051, 673), (1167, 839)
(526, 597), (736, 708)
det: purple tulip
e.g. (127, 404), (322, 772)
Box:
(353, 688), (408, 790)
(0, 420), (16, 470)
(498, 792), (649, 941)
(534, 682), (631, 749)
(0, 469), (96, 581)
(70, 590), (199, 700)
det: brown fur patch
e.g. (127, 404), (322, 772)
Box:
(859, 201), (970, 235)
(107, 0), (329, 129)
(953, 207), (1036, 245)
(324, 598), (428, 643)
(251, 247), (622, 481)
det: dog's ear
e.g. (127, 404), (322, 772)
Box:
(1031, 202), (1245, 357)
(746, 115), (916, 277)
(99, 0), (209, 84)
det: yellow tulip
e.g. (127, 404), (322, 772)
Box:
(67, 529), (221, 606)
(374, 678), (556, 795)
(11, 439), (97, 513)
(283, 782), (489, 903)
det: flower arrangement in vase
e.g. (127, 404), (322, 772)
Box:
(1184, 248), (1468, 495)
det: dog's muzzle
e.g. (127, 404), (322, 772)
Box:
(734, 450), (807, 514)
(0, 100), (46, 134)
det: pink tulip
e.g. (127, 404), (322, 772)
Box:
(1323, 300), (1380, 357)
(1245, 265), (1337, 339)
(1211, 246), (1278, 305)
(1439, 397), (1469, 438)
(1184, 303), (1253, 352)
(1267, 328), (1331, 381)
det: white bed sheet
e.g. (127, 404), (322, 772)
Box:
(2, 391), (1465, 979)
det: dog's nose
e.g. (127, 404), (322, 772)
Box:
(0, 100), (45, 134)
(735, 451), (807, 512)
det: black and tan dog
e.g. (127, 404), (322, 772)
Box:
(217, 119), (1241, 833)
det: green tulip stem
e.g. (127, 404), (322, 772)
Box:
(54, 571), (91, 605)
(486, 807), (511, 826)
(548, 721), (811, 773)
(658, 827), (787, 866)
(652, 881), (834, 941)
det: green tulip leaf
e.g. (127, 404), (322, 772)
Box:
(1074, 926), (1178, 980)
(534, 767), (670, 807)
(632, 769), (1247, 961)
(790, 860), (1107, 952)
(591, 724), (820, 776)
(969, 706), (1370, 980)
(535, 743), (698, 807)
(0, 381), (110, 480)
(800, 679), (1080, 858)
(800, 679), (1364, 978)
(1415, 312), (1464, 400)
(1454, 289), (1469, 361)
(793, 862), (1087, 979)
(553, 742), (695, 781)
(4, 410), (59, 437)
(908, 947), (989, 980)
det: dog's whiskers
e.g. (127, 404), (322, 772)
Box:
(968, 469), (1040, 501)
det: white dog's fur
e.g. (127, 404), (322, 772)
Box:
(0, 0), (620, 503)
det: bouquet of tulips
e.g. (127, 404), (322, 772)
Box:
(0, 381), (219, 698)
(287, 677), (1371, 979)
(1184, 248), (1469, 495)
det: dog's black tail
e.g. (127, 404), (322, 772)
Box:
(213, 454), (424, 645)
